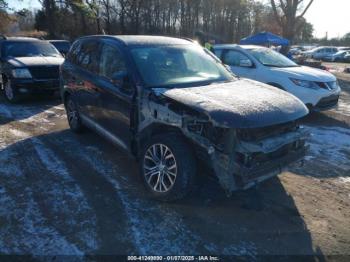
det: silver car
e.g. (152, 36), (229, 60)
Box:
(304, 47), (338, 60)
(324, 51), (350, 62)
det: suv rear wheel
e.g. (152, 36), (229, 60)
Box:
(4, 80), (20, 103)
(140, 134), (196, 201)
(65, 96), (84, 133)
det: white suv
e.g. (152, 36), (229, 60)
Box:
(213, 44), (341, 111)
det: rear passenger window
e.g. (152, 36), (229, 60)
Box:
(67, 42), (81, 63)
(99, 44), (126, 80)
(222, 50), (250, 67)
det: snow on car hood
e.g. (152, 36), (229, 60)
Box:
(161, 79), (308, 128)
(6, 56), (64, 67)
(270, 66), (336, 82)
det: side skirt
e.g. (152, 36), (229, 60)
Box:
(80, 114), (129, 152)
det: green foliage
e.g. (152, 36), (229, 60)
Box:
(0, 0), (8, 10)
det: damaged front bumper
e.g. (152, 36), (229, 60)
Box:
(205, 128), (308, 195)
(231, 145), (307, 190)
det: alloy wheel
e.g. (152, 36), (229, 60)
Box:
(4, 81), (14, 101)
(67, 99), (79, 128)
(143, 143), (177, 193)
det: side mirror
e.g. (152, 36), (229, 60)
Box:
(239, 59), (253, 68)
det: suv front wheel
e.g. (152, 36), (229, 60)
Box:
(140, 134), (196, 201)
(4, 80), (20, 103)
(65, 95), (84, 133)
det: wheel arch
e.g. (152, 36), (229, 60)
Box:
(62, 89), (73, 105)
(134, 123), (186, 158)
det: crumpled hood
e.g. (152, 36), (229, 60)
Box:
(161, 79), (308, 128)
(6, 56), (64, 67)
(270, 66), (336, 82)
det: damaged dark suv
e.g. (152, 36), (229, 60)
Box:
(61, 35), (309, 201)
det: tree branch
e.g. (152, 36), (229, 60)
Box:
(270, 0), (283, 26)
(298, 0), (314, 18)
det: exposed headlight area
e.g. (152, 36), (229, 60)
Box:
(11, 68), (32, 79)
(290, 78), (339, 91)
(315, 81), (340, 91)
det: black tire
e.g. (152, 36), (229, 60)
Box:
(4, 80), (20, 103)
(65, 95), (84, 133)
(140, 133), (196, 201)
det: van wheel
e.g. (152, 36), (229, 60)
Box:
(65, 96), (84, 133)
(140, 134), (196, 201)
(4, 80), (20, 103)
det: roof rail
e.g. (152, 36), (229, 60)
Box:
(0, 34), (7, 40)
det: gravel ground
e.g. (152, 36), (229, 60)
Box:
(0, 75), (349, 260)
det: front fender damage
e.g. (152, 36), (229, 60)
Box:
(138, 90), (308, 195)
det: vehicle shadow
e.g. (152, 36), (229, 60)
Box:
(0, 94), (62, 125)
(301, 111), (350, 128)
(0, 128), (327, 259)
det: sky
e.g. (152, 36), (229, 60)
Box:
(7, 0), (350, 39)
(304, 0), (349, 38)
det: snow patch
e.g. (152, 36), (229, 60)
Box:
(9, 129), (31, 139)
(0, 166), (83, 255)
(58, 139), (256, 256)
(306, 125), (350, 168)
(29, 138), (98, 251)
(304, 125), (350, 182)
(339, 177), (350, 184)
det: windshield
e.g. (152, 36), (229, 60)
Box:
(3, 41), (62, 58)
(248, 48), (298, 68)
(131, 45), (234, 88)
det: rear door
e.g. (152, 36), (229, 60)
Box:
(69, 40), (101, 119)
(93, 41), (135, 150)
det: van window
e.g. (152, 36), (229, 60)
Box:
(75, 41), (100, 73)
(99, 44), (126, 80)
(222, 50), (251, 67)
(68, 42), (81, 63)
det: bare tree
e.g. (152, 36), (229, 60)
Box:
(270, 0), (314, 44)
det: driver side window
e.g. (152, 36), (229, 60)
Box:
(222, 50), (252, 67)
(99, 44), (126, 80)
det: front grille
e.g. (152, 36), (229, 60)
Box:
(316, 95), (339, 109)
(29, 66), (59, 80)
(236, 121), (298, 141)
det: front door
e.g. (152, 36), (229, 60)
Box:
(94, 42), (134, 151)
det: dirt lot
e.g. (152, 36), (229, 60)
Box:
(0, 74), (350, 260)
